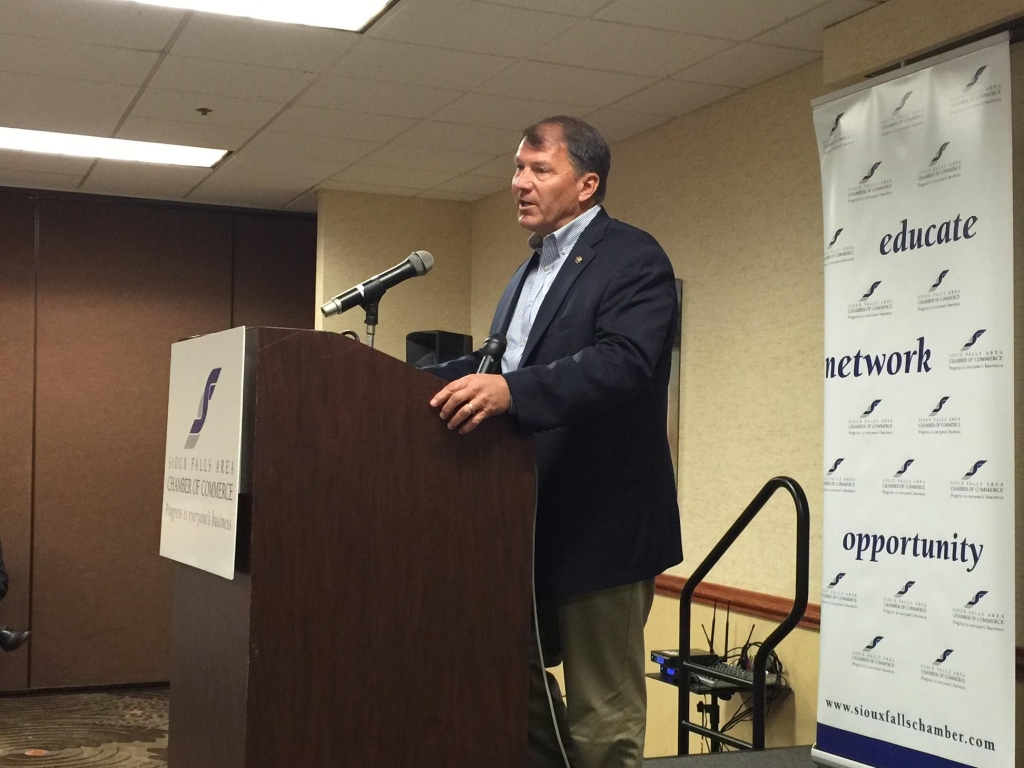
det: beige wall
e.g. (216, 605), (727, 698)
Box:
(316, 190), (473, 360)
(824, 0), (1024, 82)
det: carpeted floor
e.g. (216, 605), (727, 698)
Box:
(0, 687), (814, 767)
(0, 688), (168, 767)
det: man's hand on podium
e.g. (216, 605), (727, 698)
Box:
(431, 374), (511, 435)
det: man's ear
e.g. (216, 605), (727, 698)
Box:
(577, 172), (600, 203)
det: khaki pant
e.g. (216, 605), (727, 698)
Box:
(528, 579), (655, 768)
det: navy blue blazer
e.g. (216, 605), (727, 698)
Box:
(431, 209), (682, 597)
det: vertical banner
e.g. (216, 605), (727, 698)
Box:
(811, 37), (1014, 768)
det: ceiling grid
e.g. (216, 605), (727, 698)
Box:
(0, 0), (882, 210)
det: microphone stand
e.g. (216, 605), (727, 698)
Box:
(353, 277), (387, 349)
(363, 301), (379, 349)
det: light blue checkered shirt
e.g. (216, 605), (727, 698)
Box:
(502, 205), (602, 373)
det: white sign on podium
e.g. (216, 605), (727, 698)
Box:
(159, 327), (246, 580)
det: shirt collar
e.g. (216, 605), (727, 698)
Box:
(528, 205), (603, 254)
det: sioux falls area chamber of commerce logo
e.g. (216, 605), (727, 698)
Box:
(917, 269), (960, 313)
(824, 458), (856, 494)
(848, 398), (893, 437)
(825, 226), (854, 267)
(881, 459), (926, 497)
(882, 89), (925, 135)
(852, 636), (895, 674)
(822, 571), (858, 609)
(848, 280), (893, 320)
(951, 64), (1003, 113)
(848, 161), (893, 203)
(917, 141), (961, 188)
(921, 648), (966, 690)
(948, 328), (1005, 371)
(822, 111), (854, 154)
(950, 459), (1005, 501)
(184, 368), (221, 450)
(918, 395), (961, 436)
(952, 589), (1005, 632)
(883, 579), (927, 619)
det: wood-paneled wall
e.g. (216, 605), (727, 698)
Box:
(0, 187), (315, 689)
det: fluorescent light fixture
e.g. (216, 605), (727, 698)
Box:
(0, 127), (228, 168)
(110, 0), (395, 31)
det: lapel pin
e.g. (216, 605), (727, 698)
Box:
(575, 255), (582, 264)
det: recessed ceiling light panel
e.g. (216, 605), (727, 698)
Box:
(0, 127), (229, 167)
(109, 0), (395, 31)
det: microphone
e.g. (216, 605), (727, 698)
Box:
(476, 333), (507, 374)
(321, 250), (434, 318)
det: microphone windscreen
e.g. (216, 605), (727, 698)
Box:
(482, 333), (506, 356)
(409, 250), (434, 275)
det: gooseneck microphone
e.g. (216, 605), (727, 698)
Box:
(476, 333), (507, 374)
(320, 250), (434, 318)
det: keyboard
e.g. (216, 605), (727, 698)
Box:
(704, 662), (779, 686)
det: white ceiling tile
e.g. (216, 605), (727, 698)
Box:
(332, 38), (514, 91)
(331, 164), (457, 190)
(534, 21), (732, 77)
(0, 0), (184, 49)
(583, 109), (672, 143)
(357, 144), (496, 174)
(465, 155), (515, 178)
(470, 0), (610, 14)
(268, 105), (417, 142)
(675, 43), (819, 88)
(430, 93), (582, 130)
(0, 149), (94, 175)
(419, 189), (479, 202)
(171, 13), (358, 71)
(242, 131), (379, 163)
(189, 185), (304, 210)
(393, 121), (521, 155)
(596, 0), (825, 41)
(117, 116), (253, 150)
(475, 62), (653, 108)
(0, 168), (83, 191)
(285, 191), (318, 212)
(200, 165), (319, 192)
(300, 75), (460, 118)
(612, 80), (739, 116)
(318, 181), (420, 198)
(370, 0), (580, 57)
(753, 0), (877, 52)
(435, 174), (509, 195)
(131, 88), (282, 129)
(81, 161), (211, 200)
(149, 55), (316, 102)
(0, 72), (137, 135)
(198, 175), (312, 196)
(0, 33), (160, 86)
(213, 152), (341, 184)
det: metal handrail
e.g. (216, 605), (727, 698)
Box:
(677, 476), (810, 754)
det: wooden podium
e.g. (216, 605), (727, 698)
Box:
(167, 328), (536, 768)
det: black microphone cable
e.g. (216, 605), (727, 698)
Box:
(531, 479), (573, 768)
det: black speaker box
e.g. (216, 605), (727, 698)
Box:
(406, 330), (472, 368)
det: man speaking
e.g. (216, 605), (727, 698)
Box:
(429, 116), (682, 768)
